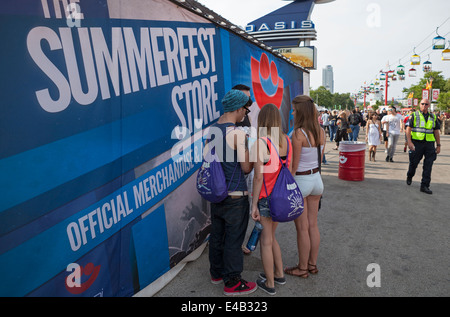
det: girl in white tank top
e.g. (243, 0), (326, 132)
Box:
(285, 95), (324, 280)
(296, 128), (324, 173)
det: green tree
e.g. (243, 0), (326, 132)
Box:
(403, 71), (447, 103)
(435, 78), (450, 111)
(310, 86), (333, 108)
(332, 92), (354, 110)
(310, 87), (355, 110)
(437, 91), (450, 111)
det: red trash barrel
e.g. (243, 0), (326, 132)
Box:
(338, 141), (366, 181)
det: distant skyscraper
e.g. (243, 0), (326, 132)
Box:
(322, 65), (334, 93)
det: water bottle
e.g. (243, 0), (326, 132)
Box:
(246, 221), (263, 251)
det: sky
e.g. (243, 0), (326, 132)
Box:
(197, 0), (450, 100)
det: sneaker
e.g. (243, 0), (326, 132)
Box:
(224, 278), (257, 296)
(389, 157), (394, 162)
(256, 278), (276, 295)
(258, 272), (286, 285)
(211, 276), (223, 284)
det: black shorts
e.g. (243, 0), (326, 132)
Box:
(382, 131), (388, 142)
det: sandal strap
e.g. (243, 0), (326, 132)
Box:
(308, 263), (319, 274)
(284, 266), (309, 278)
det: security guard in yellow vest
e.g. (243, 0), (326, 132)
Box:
(405, 99), (441, 194)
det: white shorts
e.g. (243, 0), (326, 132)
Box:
(294, 172), (324, 197)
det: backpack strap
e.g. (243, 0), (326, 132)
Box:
(317, 144), (322, 173)
(225, 126), (242, 193)
(265, 136), (289, 167)
(317, 127), (324, 172)
(262, 136), (289, 198)
(227, 161), (241, 193)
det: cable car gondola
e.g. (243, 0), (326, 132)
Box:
(423, 60), (432, 73)
(432, 28), (446, 50)
(396, 64), (405, 76)
(410, 54), (420, 65)
(410, 48), (420, 65)
(442, 41), (450, 61)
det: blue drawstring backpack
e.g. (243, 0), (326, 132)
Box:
(263, 136), (304, 222)
(197, 141), (240, 203)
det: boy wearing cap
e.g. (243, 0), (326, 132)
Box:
(207, 89), (257, 296)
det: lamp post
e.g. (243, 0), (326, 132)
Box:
(380, 70), (395, 106)
(361, 83), (370, 110)
(429, 75), (434, 109)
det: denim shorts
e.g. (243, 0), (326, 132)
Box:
(258, 196), (271, 218)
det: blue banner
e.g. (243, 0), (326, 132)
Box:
(0, 0), (304, 297)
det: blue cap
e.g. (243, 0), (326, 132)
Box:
(222, 89), (250, 113)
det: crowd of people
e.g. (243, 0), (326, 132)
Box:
(318, 107), (365, 151)
(208, 87), (324, 296)
(319, 105), (445, 164)
(206, 86), (444, 296)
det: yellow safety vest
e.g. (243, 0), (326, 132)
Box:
(410, 111), (436, 142)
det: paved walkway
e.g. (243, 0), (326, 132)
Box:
(154, 130), (450, 297)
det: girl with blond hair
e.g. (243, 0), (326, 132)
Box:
(251, 103), (291, 295)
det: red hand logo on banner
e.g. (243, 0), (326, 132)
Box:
(251, 53), (284, 109)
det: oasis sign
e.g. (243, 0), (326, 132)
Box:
(245, 20), (315, 33)
(244, 0), (316, 48)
